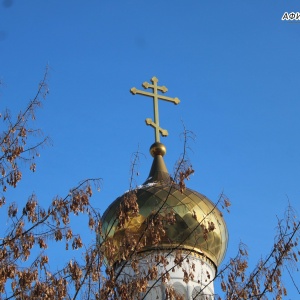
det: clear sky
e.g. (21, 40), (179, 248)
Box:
(1, 0), (300, 298)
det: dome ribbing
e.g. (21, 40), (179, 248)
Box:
(101, 143), (228, 268)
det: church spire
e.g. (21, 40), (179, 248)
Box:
(130, 76), (180, 184)
(102, 77), (228, 300)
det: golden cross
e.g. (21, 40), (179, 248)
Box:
(130, 76), (180, 142)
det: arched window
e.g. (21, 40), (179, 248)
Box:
(192, 287), (212, 300)
(170, 282), (187, 299)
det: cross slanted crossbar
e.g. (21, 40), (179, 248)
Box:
(130, 76), (180, 142)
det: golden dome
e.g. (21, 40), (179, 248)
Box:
(102, 143), (228, 268)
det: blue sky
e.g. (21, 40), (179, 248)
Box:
(1, 0), (300, 297)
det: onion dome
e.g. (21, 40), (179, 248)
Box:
(102, 142), (228, 268)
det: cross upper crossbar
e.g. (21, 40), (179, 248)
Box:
(130, 76), (180, 142)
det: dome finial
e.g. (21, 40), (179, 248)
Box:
(130, 76), (180, 143)
(150, 142), (166, 157)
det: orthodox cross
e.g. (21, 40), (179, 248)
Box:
(130, 76), (180, 142)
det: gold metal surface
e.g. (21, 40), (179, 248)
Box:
(144, 143), (170, 185)
(130, 77), (180, 142)
(101, 78), (228, 270)
(102, 183), (228, 267)
(149, 142), (166, 157)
